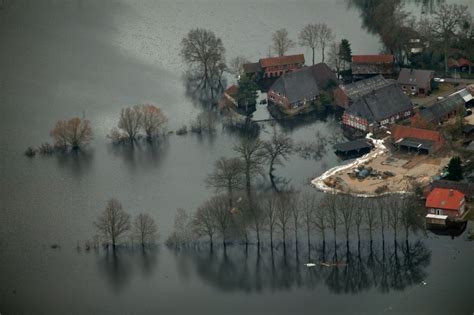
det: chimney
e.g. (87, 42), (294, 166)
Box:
(449, 189), (454, 196)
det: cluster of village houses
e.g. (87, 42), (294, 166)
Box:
(222, 52), (474, 229)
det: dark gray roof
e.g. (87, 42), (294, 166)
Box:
(270, 68), (320, 104)
(397, 68), (434, 88)
(346, 83), (413, 123)
(419, 94), (465, 123)
(243, 62), (261, 74)
(334, 139), (373, 152)
(308, 63), (338, 89)
(396, 137), (434, 151)
(342, 75), (392, 100)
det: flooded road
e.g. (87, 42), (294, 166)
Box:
(1, 0), (473, 314)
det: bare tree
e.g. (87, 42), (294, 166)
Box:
(133, 213), (158, 247)
(166, 208), (193, 247)
(263, 130), (293, 191)
(50, 117), (93, 150)
(299, 24), (319, 65)
(272, 28), (295, 56)
(206, 157), (245, 208)
(209, 195), (233, 249)
(193, 201), (217, 248)
(95, 199), (131, 248)
(290, 192), (301, 247)
(244, 194), (265, 247)
(428, 3), (471, 73)
(323, 193), (339, 249)
(141, 104), (167, 141)
(300, 192), (317, 250)
(327, 41), (342, 77)
(181, 28), (226, 95)
(191, 110), (217, 133)
(316, 23), (335, 63)
(233, 137), (266, 196)
(338, 195), (355, 247)
(376, 197), (388, 244)
(313, 198), (328, 245)
(276, 192), (293, 250)
(228, 56), (249, 77)
(364, 199), (378, 245)
(353, 198), (364, 246)
(118, 105), (143, 142)
(262, 193), (278, 249)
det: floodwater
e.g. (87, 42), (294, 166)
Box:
(1, 0), (473, 314)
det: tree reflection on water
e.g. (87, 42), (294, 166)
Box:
(169, 240), (430, 294)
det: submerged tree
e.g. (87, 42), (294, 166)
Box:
(209, 195), (234, 249)
(141, 104), (167, 141)
(228, 56), (249, 77)
(263, 131), (293, 191)
(206, 157), (245, 208)
(181, 28), (226, 96)
(272, 28), (295, 56)
(233, 137), (266, 196)
(118, 105), (143, 142)
(95, 198), (131, 248)
(133, 213), (158, 247)
(50, 117), (93, 150)
(262, 193), (278, 249)
(193, 201), (218, 248)
(300, 192), (317, 250)
(166, 208), (193, 247)
(276, 192), (293, 250)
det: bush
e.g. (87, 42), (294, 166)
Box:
(24, 146), (37, 157)
(38, 142), (54, 155)
(176, 125), (188, 135)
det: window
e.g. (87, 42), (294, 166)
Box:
(411, 86), (415, 91)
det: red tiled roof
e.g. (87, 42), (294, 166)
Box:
(426, 188), (465, 211)
(224, 85), (238, 96)
(391, 125), (444, 144)
(458, 58), (471, 67)
(352, 55), (394, 64)
(259, 54), (305, 68)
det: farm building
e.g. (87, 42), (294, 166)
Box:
(243, 54), (305, 79)
(411, 94), (465, 127)
(391, 125), (444, 154)
(333, 75), (392, 109)
(351, 55), (395, 79)
(426, 188), (466, 218)
(397, 68), (435, 96)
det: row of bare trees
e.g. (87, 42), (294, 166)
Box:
(95, 198), (159, 249)
(109, 104), (167, 143)
(166, 191), (424, 251)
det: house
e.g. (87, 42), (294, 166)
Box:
(267, 63), (337, 112)
(243, 54), (305, 79)
(341, 83), (413, 131)
(334, 75), (392, 109)
(391, 125), (444, 154)
(426, 188), (466, 218)
(397, 68), (435, 96)
(351, 55), (395, 79)
(411, 94), (465, 127)
(223, 85), (238, 107)
(429, 180), (474, 201)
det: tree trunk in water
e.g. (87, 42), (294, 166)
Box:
(321, 46), (325, 63)
(312, 47), (315, 65)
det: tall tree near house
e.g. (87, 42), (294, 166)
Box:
(133, 213), (158, 248)
(205, 157), (245, 208)
(263, 130), (294, 192)
(236, 75), (259, 113)
(316, 23), (335, 63)
(299, 24), (319, 65)
(430, 3), (471, 73)
(328, 42), (343, 78)
(339, 39), (352, 67)
(262, 193), (278, 249)
(118, 105), (143, 142)
(445, 156), (463, 181)
(272, 28), (295, 56)
(141, 104), (167, 141)
(50, 117), (93, 150)
(233, 137), (266, 196)
(95, 198), (131, 249)
(181, 28), (226, 96)
(193, 201), (218, 249)
(228, 56), (249, 77)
